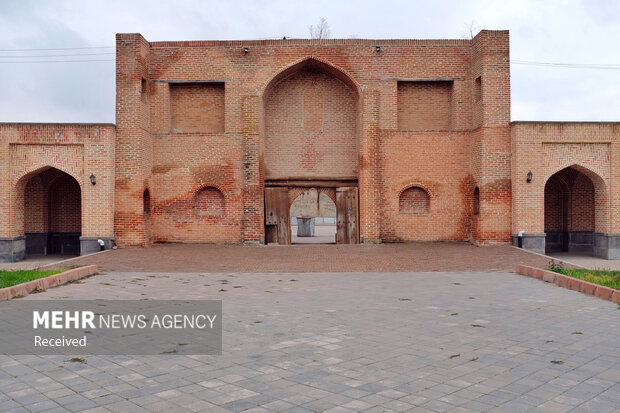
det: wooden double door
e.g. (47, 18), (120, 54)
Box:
(265, 186), (359, 245)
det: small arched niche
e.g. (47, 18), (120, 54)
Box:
(399, 187), (430, 214)
(195, 186), (225, 217)
(143, 189), (152, 245)
(473, 187), (480, 215)
(20, 167), (82, 256)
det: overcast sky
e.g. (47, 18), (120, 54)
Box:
(0, 0), (618, 123)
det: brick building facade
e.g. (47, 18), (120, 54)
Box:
(1, 30), (619, 261)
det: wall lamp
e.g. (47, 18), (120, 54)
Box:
(375, 45), (382, 52)
(526, 171), (533, 183)
(90, 173), (96, 186)
(243, 47), (249, 53)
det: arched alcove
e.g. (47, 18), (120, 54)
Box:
(143, 189), (152, 246)
(473, 187), (480, 215)
(399, 187), (431, 214)
(544, 166), (598, 254)
(20, 167), (82, 256)
(195, 186), (225, 217)
(263, 58), (359, 180)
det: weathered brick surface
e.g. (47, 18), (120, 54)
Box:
(265, 70), (358, 180)
(110, 31), (513, 246)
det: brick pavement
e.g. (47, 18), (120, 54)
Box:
(44, 243), (561, 273)
(1, 270), (618, 412)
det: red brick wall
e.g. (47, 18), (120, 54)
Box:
(110, 31), (511, 246)
(149, 134), (244, 243)
(397, 81), (452, 131)
(49, 174), (81, 232)
(264, 70), (358, 179)
(195, 187), (225, 216)
(469, 31), (512, 244)
(571, 172), (595, 231)
(10, 32), (620, 250)
(114, 33), (151, 246)
(170, 83), (225, 133)
(379, 131), (472, 242)
(544, 178), (565, 232)
(24, 176), (47, 233)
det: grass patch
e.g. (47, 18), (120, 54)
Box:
(547, 261), (620, 290)
(0, 269), (63, 289)
(558, 269), (620, 290)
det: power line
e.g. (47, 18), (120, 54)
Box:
(0, 59), (114, 64)
(0, 52), (115, 58)
(0, 46), (114, 51)
(0, 48), (617, 69)
(511, 60), (620, 70)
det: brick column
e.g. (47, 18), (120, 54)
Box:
(242, 95), (263, 243)
(114, 33), (152, 246)
(470, 30), (512, 244)
(359, 90), (381, 243)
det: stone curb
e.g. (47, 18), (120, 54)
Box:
(39, 249), (112, 270)
(516, 265), (620, 304)
(0, 265), (98, 301)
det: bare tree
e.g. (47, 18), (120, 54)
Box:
(309, 18), (331, 39)
(462, 20), (481, 39)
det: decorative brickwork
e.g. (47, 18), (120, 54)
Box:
(542, 143), (610, 185)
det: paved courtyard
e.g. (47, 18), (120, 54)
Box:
(40, 243), (560, 273)
(1, 268), (619, 412)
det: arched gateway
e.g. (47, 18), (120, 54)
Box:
(544, 165), (607, 256)
(262, 58), (360, 244)
(18, 167), (82, 257)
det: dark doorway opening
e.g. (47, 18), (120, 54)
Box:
(24, 168), (81, 257)
(544, 167), (595, 254)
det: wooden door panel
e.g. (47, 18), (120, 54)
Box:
(264, 187), (290, 245)
(336, 187), (359, 244)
